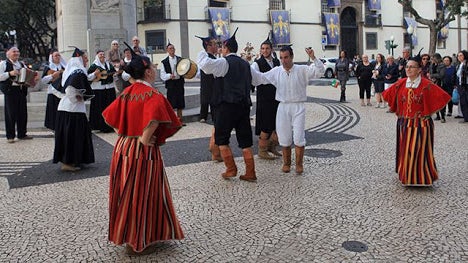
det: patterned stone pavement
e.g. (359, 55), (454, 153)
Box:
(0, 84), (467, 262)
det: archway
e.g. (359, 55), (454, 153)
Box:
(340, 7), (358, 58)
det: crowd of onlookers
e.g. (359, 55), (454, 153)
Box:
(352, 48), (468, 124)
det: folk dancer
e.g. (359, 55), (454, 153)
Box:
(382, 50), (451, 186)
(197, 28), (257, 182)
(103, 44), (184, 255)
(251, 46), (325, 174)
(251, 35), (281, 160)
(53, 47), (95, 172)
(195, 35), (222, 162)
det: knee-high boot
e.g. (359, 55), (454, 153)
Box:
(219, 146), (237, 179)
(268, 132), (282, 156)
(209, 130), (222, 162)
(295, 146), (305, 174)
(258, 138), (276, 159)
(239, 148), (257, 182)
(282, 147), (292, 173)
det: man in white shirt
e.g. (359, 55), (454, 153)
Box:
(251, 46), (325, 174)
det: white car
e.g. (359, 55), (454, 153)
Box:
(320, 57), (355, 78)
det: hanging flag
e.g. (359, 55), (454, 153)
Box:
(270, 10), (290, 46)
(208, 8), (230, 41)
(327, 0), (340, 8)
(438, 23), (449, 40)
(368, 0), (381, 11)
(323, 13), (340, 45)
(439, 0), (445, 9)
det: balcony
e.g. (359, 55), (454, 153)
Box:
(139, 4), (170, 23)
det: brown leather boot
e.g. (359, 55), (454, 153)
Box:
(295, 146), (305, 174)
(267, 139), (282, 157)
(239, 148), (257, 182)
(258, 138), (276, 160)
(220, 146), (237, 179)
(209, 131), (222, 162)
(281, 147), (291, 173)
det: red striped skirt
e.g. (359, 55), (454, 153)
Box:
(395, 117), (438, 186)
(108, 136), (184, 252)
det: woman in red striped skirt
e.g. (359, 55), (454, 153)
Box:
(102, 50), (184, 254)
(382, 51), (451, 186)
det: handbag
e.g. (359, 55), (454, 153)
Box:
(452, 88), (460, 105)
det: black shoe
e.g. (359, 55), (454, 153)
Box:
(441, 118), (446, 123)
(18, 135), (33, 140)
(434, 116), (441, 121)
(447, 113), (452, 117)
(455, 116), (463, 119)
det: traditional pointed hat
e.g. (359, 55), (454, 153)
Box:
(195, 35), (214, 49)
(166, 39), (173, 48)
(69, 46), (84, 57)
(223, 27), (239, 53)
(261, 32), (273, 48)
(123, 41), (151, 79)
(408, 48), (424, 66)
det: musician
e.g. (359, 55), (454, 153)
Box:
(41, 49), (66, 131)
(87, 50), (116, 133)
(160, 42), (186, 125)
(53, 47), (95, 172)
(251, 35), (281, 160)
(0, 47), (33, 143)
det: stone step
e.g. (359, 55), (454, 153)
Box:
(0, 81), (203, 127)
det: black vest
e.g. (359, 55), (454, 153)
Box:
(213, 55), (252, 106)
(255, 56), (279, 95)
(0, 60), (26, 95)
(42, 65), (64, 91)
(161, 56), (185, 88)
(200, 53), (216, 90)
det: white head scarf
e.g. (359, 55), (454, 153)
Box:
(61, 56), (86, 87)
(48, 53), (67, 71)
(92, 52), (107, 69)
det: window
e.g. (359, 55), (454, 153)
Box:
(321, 0), (332, 13)
(209, 0), (227, 7)
(364, 1), (381, 27)
(145, 30), (166, 54)
(269, 0), (284, 10)
(366, 33), (377, 50)
(144, 0), (166, 21)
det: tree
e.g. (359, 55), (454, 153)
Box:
(398, 0), (467, 55)
(0, 0), (56, 61)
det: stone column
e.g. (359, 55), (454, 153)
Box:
(57, 0), (89, 57)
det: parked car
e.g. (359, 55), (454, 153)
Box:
(320, 57), (355, 78)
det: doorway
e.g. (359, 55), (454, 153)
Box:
(340, 7), (358, 58)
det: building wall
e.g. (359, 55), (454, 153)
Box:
(137, 0), (468, 63)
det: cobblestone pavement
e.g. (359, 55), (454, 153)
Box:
(1, 84), (467, 262)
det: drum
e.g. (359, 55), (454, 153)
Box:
(176, 58), (198, 79)
(14, 68), (38, 87)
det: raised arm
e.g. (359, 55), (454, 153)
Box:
(197, 50), (228, 78)
(305, 48), (325, 79)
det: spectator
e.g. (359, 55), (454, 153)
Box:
(372, 53), (385, 108)
(355, 54), (373, 106)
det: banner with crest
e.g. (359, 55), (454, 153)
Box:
(270, 10), (290, 46)
(323, 13), (340, 45)
(404, 17), (418, 46)
(327, 0), (340, 8)
(208, 8), (230, 42)
(368, 0), (381, 11)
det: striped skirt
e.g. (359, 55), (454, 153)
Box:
(108, 136), (184, 252)
(395, 117), (438, 186)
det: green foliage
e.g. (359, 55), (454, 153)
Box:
(0, 0), (55, 60)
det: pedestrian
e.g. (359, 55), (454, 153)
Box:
(41, 49), (66, 131)
(251, 46), (325, 174)
(195, 35), (222, 162)
(251, 34), (281, 160)
(102, 46), (184, 255)
(355, 54), (373, 106)
(372, 53), (385, 108)
(441, 55), (456, 117)
(53, 47), (95, 172)
(197, 28), (257, 182)
(160, 42), (186, 125)
(0, 47), (33, 143)
(398, 47), (411, 78)
(455, 50), (468, 123)
(106, 40), (124, 94)
(131, 36), (148, 57)
(430, 53), (446, 122)
(382, 55), (399, 110)
(382, 51), (451, 186)
(88, 50), (116, 133)
(335, 50), (350, 102)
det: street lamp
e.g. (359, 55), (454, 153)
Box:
(407, 25), (414, 56)
(385, 35), (398, 57)
(390, 35), (395, 57)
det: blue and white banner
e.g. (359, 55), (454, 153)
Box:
(270, 10), (290, 46)
(323, 13), (339, 45)
(208, 8), (230, 41)
(327, 0), (340, 8)
(438, 23), (449, 40)
(404, 17), (418, 46)
(368, 0), (381, 11)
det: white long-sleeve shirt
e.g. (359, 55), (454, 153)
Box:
(250, 59), (325, 103)
(197, 50), (237, 78)
(160, 56), (180, 81)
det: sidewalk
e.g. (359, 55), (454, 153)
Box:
(0, 82), (467, 262)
